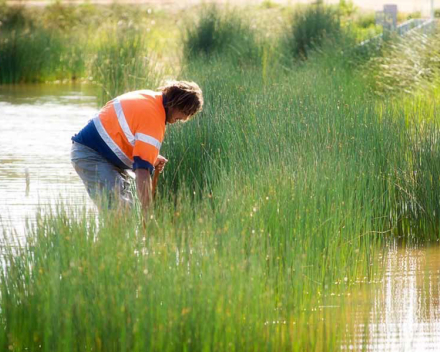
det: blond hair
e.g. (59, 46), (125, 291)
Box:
(159, 80), (203, 118)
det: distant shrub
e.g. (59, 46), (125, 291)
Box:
(283, 3), (341, 60)
(406, 11), (422, 20)
(260, 0), (279, 9)
(355, 12), (376, 29)
(183, 6), (261, 65)
(0, 3), (28, 30)
(338, 0), (357, 17)
(42, 1), (82, 30)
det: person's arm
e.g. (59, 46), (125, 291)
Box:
(135, 168), (152, 214)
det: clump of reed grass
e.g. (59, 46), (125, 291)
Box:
(0, 3), (86, 83)
(0, 25), (64, 84)
(0, 2), (27, 30)
(42, 1), (84, 31)
(0, 162), (378, 351)
(363, 30), (440, 96)
(0, 2), (157, 85)
(91, 21), (160, 105)
(283, 2), (342, 60)
(183, 6), (261, 66)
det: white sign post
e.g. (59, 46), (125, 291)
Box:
(376, 4), (398, 39)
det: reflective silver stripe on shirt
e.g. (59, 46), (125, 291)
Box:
(93, 115), (133, 168)
(134, 133), (162, 150)
(113, 98), (135, 146)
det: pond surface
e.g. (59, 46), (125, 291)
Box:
(0, 85), (439, 351)
(347, 244), (440, 351)
(0, 84), (98, 235)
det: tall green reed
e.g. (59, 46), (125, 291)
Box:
(0, 6), (62, 83)
(0, 4), (86, 83)
(0, 46), (407, 352)
(0, 161), (380, 351)
(183, 6), (262, 66)
(363, 30), (440, 96)
(91, 21), (160, 105)
(282, 2), (342, 60)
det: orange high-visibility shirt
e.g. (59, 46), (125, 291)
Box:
(91, 90), (166, 173)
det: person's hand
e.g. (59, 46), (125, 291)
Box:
(154, 155), (168, 173)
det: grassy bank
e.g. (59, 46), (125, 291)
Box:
(3, 53), (440, 351)
(2, 2), (440, 351)
(0, 1), (381, 88)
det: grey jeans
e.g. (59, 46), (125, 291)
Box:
(71, 142), (133, 209)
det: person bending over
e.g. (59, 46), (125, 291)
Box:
(71, 81), (203, 213)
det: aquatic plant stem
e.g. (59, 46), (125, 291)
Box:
(152, 170), (160, 200)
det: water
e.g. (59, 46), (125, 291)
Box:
(0, 84), (98, 235)
(1, 85), (439, 350)
(343, 244), (440, 351)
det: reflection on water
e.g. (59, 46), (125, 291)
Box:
(349, 244), (440, 351)
(0, 84), (98, 235)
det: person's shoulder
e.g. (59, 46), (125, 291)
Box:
(121, 90), (165, 121)
(119, 90), (163, 108)
(124, 90), (161, 99)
